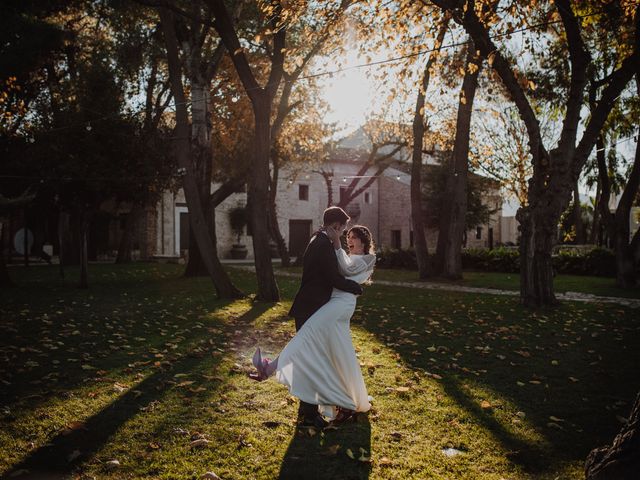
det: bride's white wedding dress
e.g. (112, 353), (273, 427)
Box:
(274, 249), (376, 419)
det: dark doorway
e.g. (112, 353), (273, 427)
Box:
(289, 220), (312, 259)
(179, 212), (190, 254)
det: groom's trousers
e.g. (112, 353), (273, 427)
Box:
(293, 315), (320, 420)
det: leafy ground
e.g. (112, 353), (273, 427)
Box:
(1, 263), (639, 479)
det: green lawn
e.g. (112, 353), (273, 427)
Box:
(279, 266), (640, 299)
(1, 263), (639, 479)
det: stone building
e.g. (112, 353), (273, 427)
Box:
(151, 145), (503, 261)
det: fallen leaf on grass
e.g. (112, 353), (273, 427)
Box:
(480, 401), (492, 410)
(190, 439), (210, 448)
(378, 456), (392, 466)
(201, 473), (221, 480)
(61, 421), (87, 435)
(395, 386), (410, 393)
(358, 447), (371, 463)
(176, 381), (195, 388)
(322, 444), (340, 456)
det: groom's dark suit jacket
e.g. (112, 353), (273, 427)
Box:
(289, 230), (363, 331)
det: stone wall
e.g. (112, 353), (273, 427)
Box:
(152, 160), (508, 260)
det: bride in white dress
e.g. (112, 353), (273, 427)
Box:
(251, 225), (376, 421)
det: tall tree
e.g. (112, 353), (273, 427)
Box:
(430, 0), (640, 306)
(411, 15), (450, 279)
(159, 6), (243, 298)
(435, 40), (483, 278)
(209, 0), (288, 301)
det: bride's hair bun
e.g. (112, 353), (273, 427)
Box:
(347, 225), (375, 254)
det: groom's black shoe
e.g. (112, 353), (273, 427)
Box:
(300, 414), (329, 430)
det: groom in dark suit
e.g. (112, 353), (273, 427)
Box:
(289, 206), (363, 428)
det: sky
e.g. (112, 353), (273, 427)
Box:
(313, 50), (395, 134)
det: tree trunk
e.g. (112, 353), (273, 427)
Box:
(573, 180), (585, 244)
(410, 119), (429, 278)
(209, 0), (284, 301)
(57, 210), (65, 278)
(613, 122), (640, 288)
(268, 154), (290, 267)
(410, 17), (448, 280)
(589, 181), (601, 245)
(0, 219), (13, 287)
(251, 98), (280, 301)
(184, 79), (214, 277)
(115, 204), (141, 264)
(585, 390), (640, 480)
(78, 209), (89, 289)
(160, 7), (243, 299)
(517, 204), (558, 307)
(436, 42), (482, 279)
(23, 207), (29, 267)
(59, 211), (78, 267)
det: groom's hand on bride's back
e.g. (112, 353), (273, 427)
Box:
(350, 281), (363, 296)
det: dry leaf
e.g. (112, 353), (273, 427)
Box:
(176, 381), (195, 388)
(324, 444), (340, 456)
(190, 439), (210, 449)
(201, 473), (221, 480)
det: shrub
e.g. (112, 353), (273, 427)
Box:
(376, 247), (418, 270)
(553, 247), (615, 277)
(376, 245), (616, 277)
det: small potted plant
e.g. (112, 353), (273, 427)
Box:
(228, 205), (248, 259)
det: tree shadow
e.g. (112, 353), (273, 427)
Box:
(0, 266), (240, 414)
(356, 286), (640, 474)
(3, 301), (273, 479)
(278, 414), (372, 480)
(437, 377), (550, 472)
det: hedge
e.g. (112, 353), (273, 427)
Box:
(375, 246), (617, 277)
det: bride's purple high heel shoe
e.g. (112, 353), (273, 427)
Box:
(249, 347), (270, 381)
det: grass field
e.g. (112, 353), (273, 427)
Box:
(278, 266), (640, 299)
(1, 263), (639, 479)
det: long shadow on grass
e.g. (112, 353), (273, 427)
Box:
(4, 302), (270, 479)
(0, 266), (242, 414)
(4, 348), (221, 478)
(357, 286), (640, 474)
(278, 415), (371, 480)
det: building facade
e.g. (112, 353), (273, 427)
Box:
(152, 153), (504, 261)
